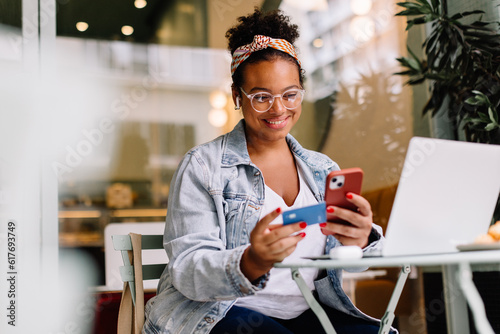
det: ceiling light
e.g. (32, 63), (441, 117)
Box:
(350, 0), (372, 16)
(313, 38), (324, 48)
(121, 25), (134, 36)
(208, 109), (228, 128)
(76, 22), (89, 32)
(178, 3), (195, 14)
(209, 91), (227, 109)
(349, 16), (375, 43)
(283, 0), (328, 11)
(134, 0), (147, 9)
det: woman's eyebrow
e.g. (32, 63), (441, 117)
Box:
(248, 85), (300, 93)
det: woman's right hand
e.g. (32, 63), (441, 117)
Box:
(240, 207), (307, 282)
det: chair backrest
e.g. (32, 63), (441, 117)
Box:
(112, 234), (167, 305)
(104, 222), (166, 290)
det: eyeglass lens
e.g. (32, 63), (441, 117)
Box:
(251, 90), (303, 112)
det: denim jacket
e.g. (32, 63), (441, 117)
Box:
(143, 120), (388, 334)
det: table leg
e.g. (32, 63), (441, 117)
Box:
(456, 262), (494, 334)
(442, 264), (469, 334)
(290, 268), (337, 334)
(378, 265), (410, 334)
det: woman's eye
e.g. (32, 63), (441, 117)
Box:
(283, 92), (298, 100)
(254, 94), (271, 103)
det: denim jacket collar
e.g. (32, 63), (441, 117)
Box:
(221, 119), (252, 167)
(222, 119), (334, 173)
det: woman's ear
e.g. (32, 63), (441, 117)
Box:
(231, 85), (241, 110)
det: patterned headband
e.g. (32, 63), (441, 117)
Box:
(230, 35), (301, 76)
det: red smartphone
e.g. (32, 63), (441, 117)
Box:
(324, 167), (364, 225)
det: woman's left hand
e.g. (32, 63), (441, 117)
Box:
(320, 192), (373, 248)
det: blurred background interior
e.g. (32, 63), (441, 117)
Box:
(1, 0), (499, 333)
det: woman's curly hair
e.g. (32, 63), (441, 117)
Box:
(225, 8), (304, 87)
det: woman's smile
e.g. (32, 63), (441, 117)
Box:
(263, 116), (289, 128)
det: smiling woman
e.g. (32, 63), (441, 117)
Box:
(143, 8), (392, 334)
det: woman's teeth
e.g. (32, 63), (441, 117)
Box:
(266, 120), (284, 125)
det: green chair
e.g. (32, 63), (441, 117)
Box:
(112, 233), (167, 334)
(112, 234), (167, 305)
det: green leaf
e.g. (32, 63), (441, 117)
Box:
(396, 9), (425, 17)
(425, 13), (436, 22)
(463, 116), (483, 125)
(400, 2), (425, 10)
(430, 0), (440, 11)
(414, 0), (432, 7)
(406, 20), (415, 30)
(471, 90), (491, 105)
(485, 123), (497, 131)
(411, 16), (430, 26)
(468, 21), (494, 28)
(475, 95), (487, 104)
(489, 107), (499, 124)
(465, 30), (498, 39)
(451, 10), (485, 20)
(407, 58), (422, 71)
(461, 10), (485, 16)
(395, 56), (414, 68)
(465, 97), (480, 105)
(393, 70), (414, 76)
(406, 47), (420, 60)
(478, 112), (490, 122)
(408, 77), (426, 85)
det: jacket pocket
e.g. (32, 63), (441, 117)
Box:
(223, 197), (261, 249)
(223, 197), (244, 249)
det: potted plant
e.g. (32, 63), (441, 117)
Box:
(395, 7), (500, 329)
(394, 0), (500, 144)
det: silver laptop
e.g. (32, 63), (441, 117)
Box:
(380, 137), (500, 257)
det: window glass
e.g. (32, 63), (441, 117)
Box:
(0, 0), (22, 61)
(54, 0), (252, 286)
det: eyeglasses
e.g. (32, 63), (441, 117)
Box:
(240, 87), (305, 113)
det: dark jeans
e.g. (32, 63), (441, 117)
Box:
(210, 305), (385, 334)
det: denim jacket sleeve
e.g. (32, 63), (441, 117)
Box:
(164, 149), (265, 302)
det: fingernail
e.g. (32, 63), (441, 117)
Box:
(346, 193), (353, 199)
(299, 232), (306, 238)
(299, 222), (307, 229)
(326, 207), (335, 213)
(319, 223), (327, 228)
(276, 207), (282, 214)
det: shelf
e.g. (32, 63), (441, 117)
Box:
(59, 232), (103, 248)
(110, 208), (167, 218)
(59, 207), (167, 248)
(59, 208), (167, 219)
(59, 210), (102, 219)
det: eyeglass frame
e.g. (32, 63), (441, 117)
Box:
(239, 87), (306, 113)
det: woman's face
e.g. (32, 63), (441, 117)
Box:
(235, 59), (302, 146)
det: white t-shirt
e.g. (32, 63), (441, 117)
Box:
(235, 166), (327, 319)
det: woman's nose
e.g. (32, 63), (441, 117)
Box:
(268, 96), (286, 114)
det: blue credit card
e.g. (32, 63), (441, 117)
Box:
(282, 202), (326, 225)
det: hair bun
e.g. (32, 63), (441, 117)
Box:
(225, 8), (300, 55)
